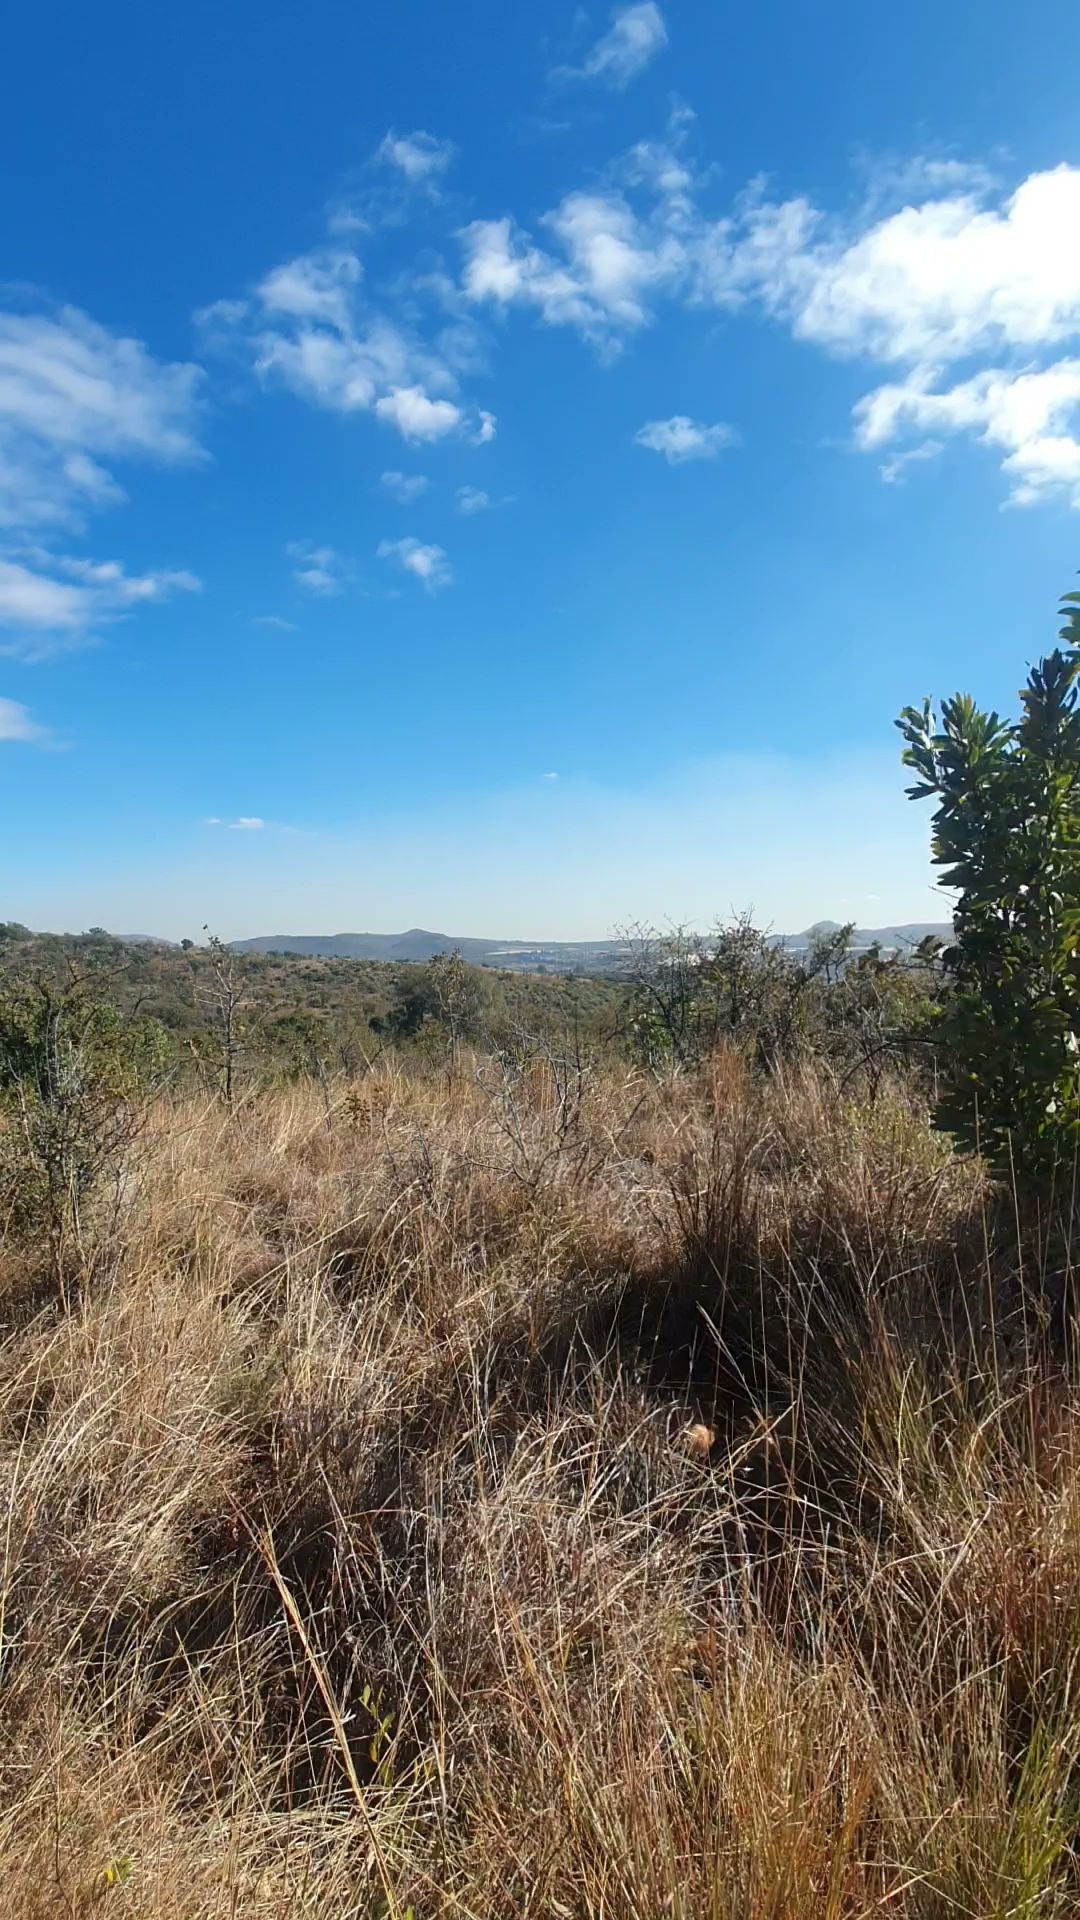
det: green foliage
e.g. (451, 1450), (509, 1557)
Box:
(0, 969), (167, 1271)
(898, 585), (1080, 1179)
(623, 917), (943, 1082)
(0, 933), (629, 1079)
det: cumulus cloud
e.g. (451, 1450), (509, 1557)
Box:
(380, 469), (429, 502)
(286, 541), (349, 596)
(0, 696), (47, 742)
(376, 130), (454, 186)
(856, 361), (1080, 506)
(576, 3), (668, 88)
(203, 227), (491, 443)
(374, 385), (463, 440)
(461, 188), (683, 349)
(752, 165), (1080, 365)
(0, 552), (200, 656)
(377, 536), (453, 591)
(716, 163), (1080, 501)
(635, 415), (736, 462)
(460, 145), (1080, 506)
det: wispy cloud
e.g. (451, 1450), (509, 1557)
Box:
(635, 415), (737, 462)
(879, 439), (944, 485)
(205, 815), (266, 831)
(380, 469), (429, 503)
(251, 614), (300, 631)
(569, 3), (668, 89)
(377, 536), (453, 592)
(0, 552), (200, 656)
(0, 302), (204, 650)
(0, 696), (47, 743)
(456, 485), (491, 514)
(376, 129), (454, 187)
(0, 303), (203, 535)
(286, 542), (349, 596)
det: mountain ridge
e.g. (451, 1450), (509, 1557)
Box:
(229, 921), (953, 973)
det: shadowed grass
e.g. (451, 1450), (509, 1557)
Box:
(0, 1052), (1076, 1916)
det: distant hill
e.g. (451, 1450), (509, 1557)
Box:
(229, 927), (632, 973)
(781, 920), (953, 952)
(230, 921), (953, 974)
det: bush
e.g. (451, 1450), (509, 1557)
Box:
(899, 584), (1080, 1184)
(0, 970), (168, 1281)
(622, 916), (943, 1085)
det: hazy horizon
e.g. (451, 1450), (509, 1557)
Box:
(6, 747), (947, 944)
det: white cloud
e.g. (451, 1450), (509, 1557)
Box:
(374, 385), (463, 440)
(635, 415), (736, 462)
(377, 536), (453, 591)
(0, 553), (200, 655)
(462, 183), (688, 349)
(577, 3), (668, 88)
(460, 147), (1080, 508)
(251, 614), (299, 631)
(879, 439), (944, 484)
(0, 307), (201, 529)
(856, 360), (1080, 506)
(229, 817), (265, 831)
(474, 409), (497, 444)
(380, 469), (429, 502)
(750, 165), (1080, 366)
(0, 303), (203, 648)
(0, 696), (46, 742)
(0, 305), (202, 535)
(258, 250), (362, 330)
(719, 163), (1080, 503)
(286, 541), (349, 596)
(205, 233), (491, 443)
(456, 485), (491, 513)
(376, 130), (454, 185)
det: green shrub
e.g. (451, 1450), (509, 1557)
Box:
(898, 584), (1080, 1183)
(0, 971), (169, 1278)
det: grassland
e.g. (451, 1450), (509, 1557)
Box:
(1, 1038), (1078, 1917)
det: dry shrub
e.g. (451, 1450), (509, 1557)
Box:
(0, 1056), (1077, 1917)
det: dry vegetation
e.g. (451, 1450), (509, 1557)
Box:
(1, 1048), (1079, 1918)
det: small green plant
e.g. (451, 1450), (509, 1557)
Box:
(898, 583), (1080, 1182)
(0, 969), (167, 1284)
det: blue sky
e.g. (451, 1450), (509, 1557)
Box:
(4, 0), (1080, 939)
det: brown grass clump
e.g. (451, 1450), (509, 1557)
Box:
(2, 1051), (1079, 1917)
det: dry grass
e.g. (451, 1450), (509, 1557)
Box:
(1, 1050), (1078, 1917)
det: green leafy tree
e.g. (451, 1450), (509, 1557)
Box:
(898, 586), (1080, 1180)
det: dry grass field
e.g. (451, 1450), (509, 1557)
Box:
(1, 1050), (1077, 1917)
